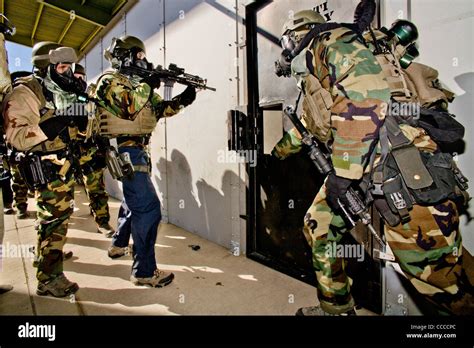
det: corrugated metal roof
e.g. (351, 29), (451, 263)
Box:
(2, 0), (134, 55)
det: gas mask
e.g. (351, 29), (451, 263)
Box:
(275, 28), (313, 77)
(280, 32), (297, 52)
(50, 64), (86, 95)
(104, 38), (152, 71)
(104, 38), (128, 69)
(121, 49), (153, 72)
(275, 31), (298, 77)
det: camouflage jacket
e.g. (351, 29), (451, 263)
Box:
(93, 70), (182, 121)
(3, 78), (49, 151)
(273, 27), (391, 180)
(3, 75), (82, 153)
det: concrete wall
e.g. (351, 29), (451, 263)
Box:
(381, 0), (474, 252)
(82, 0), (246, 253)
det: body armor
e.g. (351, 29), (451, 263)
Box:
(93, 73), (157, 138)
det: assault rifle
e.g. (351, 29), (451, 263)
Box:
(283, 105), (385, 247)
(120, 63), (216, 98)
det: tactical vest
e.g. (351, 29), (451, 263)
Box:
(93, 73), (157, 138)
(13, 76), (68, 153)
(292, 49), (333, 143)
(374, 53), (414, 102)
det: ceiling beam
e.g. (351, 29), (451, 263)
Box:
(111, 0), (126, 15)
(38, 0), (110, 26)
(57, 16), (75, 44)
(77, 0), (138, 59)
(79, 26), (100, 52)
(31, 2), (45, 43)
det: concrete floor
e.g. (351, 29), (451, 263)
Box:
(0, 185), (318, 315)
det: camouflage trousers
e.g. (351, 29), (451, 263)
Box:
(10, 162), (28, 211)
(81, 166), (110, 227)
(35, 174), (75, 282)
(303, 182), (471, 315)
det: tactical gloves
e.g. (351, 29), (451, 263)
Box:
(39, 116), (88, 141)
(325, 172), (354, 211)
(142, 74), (161, 89)
(179, 86), (196, 107)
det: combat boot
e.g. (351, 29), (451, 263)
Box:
(296, 306), (356, 316)
(16, 206), (28, 219)
(36, 273), (79, 297)
(108, 245), (129, 259)
(130, 269), (174, 288)
(98, 223), (115, 238)
(3, 203), (14, 215)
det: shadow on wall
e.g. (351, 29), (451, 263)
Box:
(154, 149), (243, 248)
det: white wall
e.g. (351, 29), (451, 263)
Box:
(82, 0), (246, 252)
(382, 0), (474, 253)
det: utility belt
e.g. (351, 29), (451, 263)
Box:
(105, 145), (150, 181)
(117, 136), (150, 148)
(17, 151), (71, 190)
(370, 117), (469, 227)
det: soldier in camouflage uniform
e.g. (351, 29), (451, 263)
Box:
(73, 64), (115, 237)
(273, 11), (472, 315)
(92, 36), (196, 287)
(273, 10), (390, 315)
(3, 42), (89, 297)
(363, 20), (473, 315)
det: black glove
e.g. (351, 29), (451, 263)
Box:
(142, 74), (161, 89)
(325, 172), (354, 211)
(39, 116), (88, 141)
(179, 86), (196, 107)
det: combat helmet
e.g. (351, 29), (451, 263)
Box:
(280, 10), (326, 52)
(31, 41), (61, 69)
(74, 63), (86, 76)
(104, 35), (146, 62)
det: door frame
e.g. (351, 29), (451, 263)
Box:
(244, 0), (316, 285)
